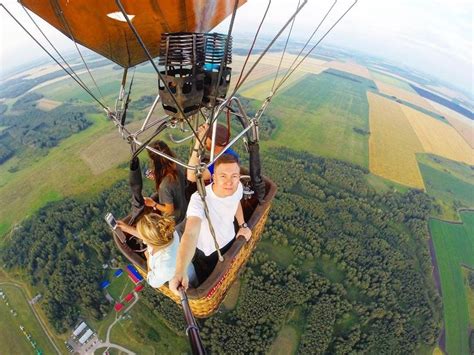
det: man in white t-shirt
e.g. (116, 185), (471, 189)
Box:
(170, 154), (252, 293)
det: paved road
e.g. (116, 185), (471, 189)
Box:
(0, 281), (61, 355)
(86, 292), (139, 355)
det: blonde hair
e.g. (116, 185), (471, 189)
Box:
(136, 213), (175, 249)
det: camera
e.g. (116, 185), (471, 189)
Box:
(105, 212), (117, 230)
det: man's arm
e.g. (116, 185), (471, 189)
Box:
(169, 216), (201, 295)
(235, 202), (252, 241)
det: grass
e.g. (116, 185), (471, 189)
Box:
(257, 240), (295, 267)
(430, 211), (474, 355)
(0, 113), (129, 239)
(267, 325), (299, 355)
(0, 284), (57, 354)
(260, 70), (372, 168)
(222, 279), (241, 311)
(370, 70), (415, 92)
(109, 299), (189, 354)
(365, 172), (411, 194)
(106, 273), (136, 302)
(461, 267), (474, 326)
(417, 154), (474, 221)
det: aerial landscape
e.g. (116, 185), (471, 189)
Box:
(0, 0), (472, 354)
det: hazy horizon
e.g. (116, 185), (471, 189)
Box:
(1, 0), (472, 98)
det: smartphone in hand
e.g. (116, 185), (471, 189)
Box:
(105, 212), (117, 230)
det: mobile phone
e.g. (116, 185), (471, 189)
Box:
(105, 212), (117, 230)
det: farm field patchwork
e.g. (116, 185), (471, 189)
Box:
(326, 60), (372, 80)
(401, 104), (474, 165)
(430, 211), (474, 355)
(261, 70), (372, 168)
(0, 113), (128, 238)
(374, 80), (437, 113)
(367, 92), (425, 189)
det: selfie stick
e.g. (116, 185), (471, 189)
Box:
(178, 287), (207, 355)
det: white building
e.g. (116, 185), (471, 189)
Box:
(72, 322), (87, 337)
(79, 329), (93, 345)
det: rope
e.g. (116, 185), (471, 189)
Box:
(50, 0), (105, 101)
(114, 0), (204, 150)
(0, 4), (109, 112)
(274, 0), (358, 94)
(21, 4), (92, 96)
(231, 0), (308, 95)
(275, 0), (338, 92)
(271, 0), (300, 92)
(205, 0), (240, 153)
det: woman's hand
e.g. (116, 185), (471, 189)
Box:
(144, 197), (157, 209)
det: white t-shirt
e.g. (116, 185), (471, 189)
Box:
(147, 231), (196, 287)
(187, 182), (243, 256)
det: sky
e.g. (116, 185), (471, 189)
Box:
(1, 0), (472, 96)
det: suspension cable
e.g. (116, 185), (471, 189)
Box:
(231, 0), (308, 95)
(0, 4), (109, 112)
(50, 0), (105, 101)
(114, 0), (204, 149)
(271, 0), (300, 92)
(233, 0), (272, 94)
(274, 0), (358, 94)
(21, 4), (92, 95)
(198, 0), (241, 167)
(275, 0), (337, 92)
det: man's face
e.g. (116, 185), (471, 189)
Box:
(212, 162), (240, 197)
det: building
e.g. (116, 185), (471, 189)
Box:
(134, 284), (144, 292)
(114, 303), (124, 312)
(126, 264), (143, 284)
(72, 322), (87, 337)
(100, 280), (110, 289)
(124, 293), (134, 303)
(78, 329), (93, 345)
(114, 269), (123, 277)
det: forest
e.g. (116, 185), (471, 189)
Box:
(1, 147), (442, 353)
(0, 93), (93, 164)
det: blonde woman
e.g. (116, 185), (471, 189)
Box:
(118, 214), (196, 288)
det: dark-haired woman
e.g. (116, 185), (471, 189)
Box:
(145, 140), (187, 225)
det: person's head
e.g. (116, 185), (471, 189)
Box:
(147, 140), (177, 189)
(212, 153), (240, 197)
(136, 213), (175, 249)
(205, 124), (230, 152)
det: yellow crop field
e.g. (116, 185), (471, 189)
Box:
(375, 81), (437, 113)
(326, 60), (372, 79)
(426, 100), (474, 149)
(368, 92), (425, 189)
(401, 104), (474, 165)
(239, 71), (307, 101)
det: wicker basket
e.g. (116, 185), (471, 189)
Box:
(113, 176), (277, 317)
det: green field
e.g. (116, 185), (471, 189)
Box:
(106, 272), (135, 302)
(0, 284), (57, 354)
(258, 70), (372, 168)
(0, 113), (130, 238)
(430, 211), (474, 355)
(36, 65), (158, 107)
(109, 299), (189, 354)
(268, 325), (299, 355)
(369, 70), (416, 92)
(417, 154), (474, 221)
